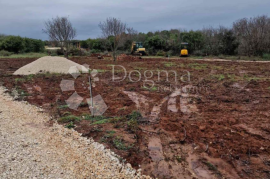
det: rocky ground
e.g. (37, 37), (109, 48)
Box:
(0, 86), (150, 179)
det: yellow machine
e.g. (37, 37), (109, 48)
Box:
(180, 42), (188, 57)
(131, 42), (147, 56)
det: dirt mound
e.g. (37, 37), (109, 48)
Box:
(117, 54), (142, 61)
(13, 56), (85, 75)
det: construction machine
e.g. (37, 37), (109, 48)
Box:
(180, 42), (188, 57)
(131, 42), (147, 56)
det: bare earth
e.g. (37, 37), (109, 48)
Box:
(0, 87), (149, 179)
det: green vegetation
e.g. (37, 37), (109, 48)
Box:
(214, 74), (225, 81)
(262, 53), (270, 60)
(127, 111), (142, 121)
(65, 122), (75, 129)
(163, 62), (176, 67)
(187, 63), (208, 70)
(15, 78), (26, 84)
(58, 115), (81, 123)
(91, 118), (109, 125)
(106, 130), (116, 134)
(0, 50), (13, 56)
(0, 35), (44, 55)
(142, 86), (158, 91)
(0, 52), (47, 58)
(202, 161), (222, 178)
(113, 137), (133, 150)
(57, 105), (69, 109)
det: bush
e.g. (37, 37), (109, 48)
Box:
(156, 50), (165, 56)
(0, 36), (25, 53)
(70, 48), (82, 56)
(0, 50), (13, 56)
(262, 53), (270, 60)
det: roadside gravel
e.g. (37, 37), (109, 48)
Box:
(0, 86), (150, 179)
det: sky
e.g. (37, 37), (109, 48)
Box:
(0, 0), (270, 40)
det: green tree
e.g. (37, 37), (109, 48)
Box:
(0, 36), (25, 53)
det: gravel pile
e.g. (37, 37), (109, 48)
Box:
(0, 87), (151, 179)
(13, 56), (84, 75)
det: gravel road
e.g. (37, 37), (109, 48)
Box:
(0, 87), (150, 179)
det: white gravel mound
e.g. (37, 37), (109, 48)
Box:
(13, 56), (86, 75)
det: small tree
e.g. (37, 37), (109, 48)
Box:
(99, 17), (127, 61)
(43, 16), (76, 58)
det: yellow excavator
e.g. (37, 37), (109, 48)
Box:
(180, 42), (188, 57)
(131, 42), (147, 56)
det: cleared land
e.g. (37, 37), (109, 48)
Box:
(1, 56), (270, 179)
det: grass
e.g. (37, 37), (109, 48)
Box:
(142, 86), (158, 91)
(202, 161), (222, 178)
(58, 115), (81, 123)
(96, 69), (106, 73)
(163, 62), (176, 67)
(113, 137), (133, 150)
(0, 52), (47, 58)
(262, 53), (270, 61)
(127, 111), (142, 121)
(91, 118), (109, 125)
(187, 63), (208, 70)
(106, 130), (116, 134)
(215, 74), (225, 81)
(57, 105), (69, 109)
(15, 78), (26, 84)
(65, 122), (75, 129)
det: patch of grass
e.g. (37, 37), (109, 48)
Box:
(26, 74), (34, 81)
(142, 86), (158, 91)
(106, 130), (116, 134)
(188, 63), (208, 70)
(211, 74), (225, 81)
(15, 78), (26, 84)
(227, 74), (236, 81)
(163, 62), (176, 67)
(202, 161), (222, 178)
(127, 119), (139, 133)
(57, 105), (69, 109)
(65, 122), (75, 129)
(15, 87), (29, 97)
(0, 52), (47, 59)
(62, 111), (71, 116)
(58, 115), (80, 123)
(91, 118), (109, 125)
(82, 114), (108, 121)
(127, 111), (142, 121)
(96, 69), (106, 73)
(176, 155), (185, 163)
(267, 87), (270, 90)
(109, 117), (125, 124)
(113, 137), (133, 150)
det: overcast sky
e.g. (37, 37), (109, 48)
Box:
(0, 0), (270, 40)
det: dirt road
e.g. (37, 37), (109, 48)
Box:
(0, 87), (149, 179)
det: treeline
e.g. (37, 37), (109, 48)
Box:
(81, 15), (270, 57)
(0, 35), (45, 56)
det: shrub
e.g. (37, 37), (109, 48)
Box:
(0, 50), (12, 56)
(156, 50), (165, 56)
(262, 53), (270, 60)
(70, 48), (82, 56)
(0, 36), (25, 53)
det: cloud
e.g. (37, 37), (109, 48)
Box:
(0, 0), (269, 40)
